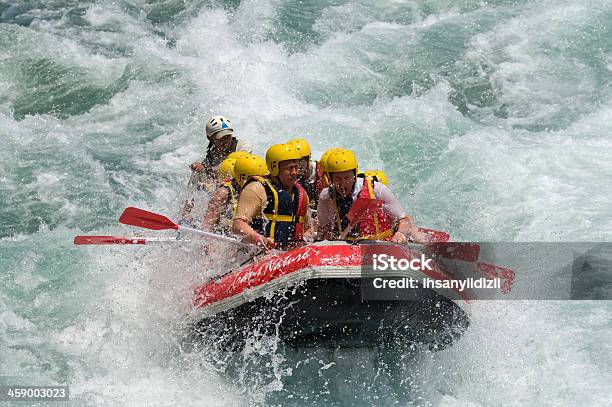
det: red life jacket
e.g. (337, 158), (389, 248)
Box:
(355, 177), (393, 241)
(332, 177), (393, 241)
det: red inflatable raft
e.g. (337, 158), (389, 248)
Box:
(189, 240), (472, 350)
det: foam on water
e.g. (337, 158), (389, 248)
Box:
(439, 301), (612, 406)
(1, 0), (611, 405)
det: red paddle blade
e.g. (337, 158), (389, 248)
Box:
(74, 236), (146, 245)
(418, 228), (450, 242)
(426, 242), (481, 262)
(347, 198), (384, 224)
(415, 228), (479, 261)
(476, 262), (515, 293)
(119, 207), (179, 231)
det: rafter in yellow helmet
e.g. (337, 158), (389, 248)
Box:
(233, 154), (269, 187)
(288, 138), (312, 159)
(217, 157), (238, 180)
(325, 149), (358, 174)
(265, 143), (304, 177)
(226, 151), (250, 160)
(319, 147), (343, 173)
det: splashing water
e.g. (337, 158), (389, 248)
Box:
(1, 0), (611, 405)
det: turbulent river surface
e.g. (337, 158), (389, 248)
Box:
(1, 0), (611, 405)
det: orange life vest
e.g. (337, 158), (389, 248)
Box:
(332, 177), (393, 241)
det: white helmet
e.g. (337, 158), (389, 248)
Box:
(205, 116), (234, 139)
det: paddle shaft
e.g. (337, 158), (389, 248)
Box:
(74, 235), (190, 245)
(177, 225), (253, 248)
(117, 207), (478, 261)
(119, 207), (255, 249)
(338, 224), (354, 240)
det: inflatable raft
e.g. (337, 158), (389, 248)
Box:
(189, 241), (471, 350)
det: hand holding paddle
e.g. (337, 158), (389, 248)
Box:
(77, 207), (480, 263)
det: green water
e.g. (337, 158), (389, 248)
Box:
(1, 0), (611, 405)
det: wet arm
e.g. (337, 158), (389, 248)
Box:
(232, 183), (272, 246)
(376, 183), (429, 243)
(201, 187), (229, 232)
(315, 190), (335, 240)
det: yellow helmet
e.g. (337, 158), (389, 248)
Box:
(326, 149), (358, 174)
(226, 151), (250, 160)
(217, 157), (237, 180)
(233, 154), (269, 187)
(265, 143), (304, 176)
(319, 147), (343, 173)
(288, 138), (311, 160)
(363, 170), (389, 186)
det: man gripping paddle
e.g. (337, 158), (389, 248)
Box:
(316, 149), (428, 244)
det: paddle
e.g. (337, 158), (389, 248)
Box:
(403, 242), (479, 262)
(74, 235), (189, 245)
(418, 228), (449, 242)
(118, 207), (253, 248)
(335, 197), (481, 262)
(116, 207), (480, 262)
